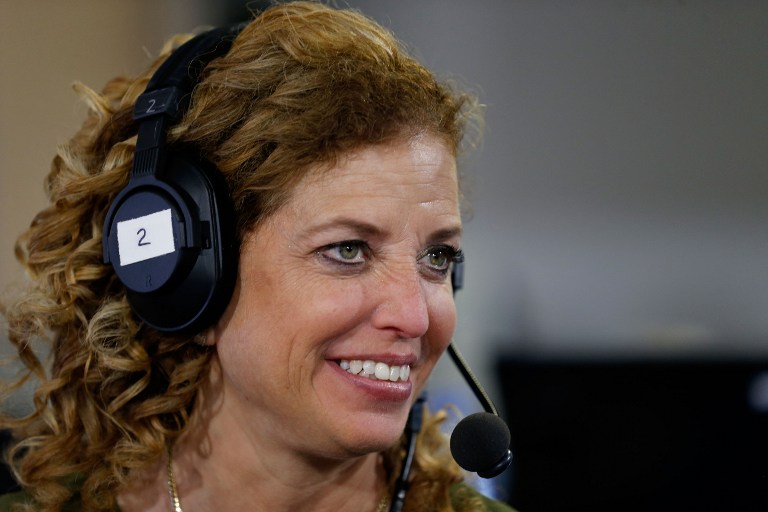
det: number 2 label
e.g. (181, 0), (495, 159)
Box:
(117, 209), (175, 266)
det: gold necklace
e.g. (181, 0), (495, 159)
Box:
(166, 445), (391, 512)
(166, 445), (183, 512)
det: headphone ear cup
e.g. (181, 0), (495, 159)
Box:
(105, 150), (238, 333)
(133, 150), (238, 333)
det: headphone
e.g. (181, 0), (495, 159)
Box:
(102, 27), (242, 333)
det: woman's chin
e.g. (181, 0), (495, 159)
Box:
(326, 414), (409, 459)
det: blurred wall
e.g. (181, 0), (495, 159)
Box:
(2, 2), (767, 409)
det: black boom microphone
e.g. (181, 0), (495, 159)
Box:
(447, 261), (512, 478)
(447, 343), (513, 478)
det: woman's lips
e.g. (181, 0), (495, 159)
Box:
(328, 359), (413, 401)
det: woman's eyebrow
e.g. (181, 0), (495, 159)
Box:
(299, 218), (462, 244)
(427, 225), (463, 244)
(300, 217), (386, 239)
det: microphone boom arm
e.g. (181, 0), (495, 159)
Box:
(447, 341), (498, 416)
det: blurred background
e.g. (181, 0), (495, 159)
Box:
(2, 1), (767, 510)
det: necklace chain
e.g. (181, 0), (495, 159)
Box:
(166, 445), (390, 512)
(166, 445), (183, 512)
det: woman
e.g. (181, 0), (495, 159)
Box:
(0, 2), (514, 511)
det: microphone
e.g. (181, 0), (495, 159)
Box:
(446, 342), (513, 479)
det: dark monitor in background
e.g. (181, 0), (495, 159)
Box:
(497, 356), (768, 512)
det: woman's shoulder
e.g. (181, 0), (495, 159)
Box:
(450, 482), (518, 511)
(0, 487), (108, 512)
(0, 489), (30, 510)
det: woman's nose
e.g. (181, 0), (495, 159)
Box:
(370, 267), (430, 339)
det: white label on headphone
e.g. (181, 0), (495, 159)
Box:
(117, 209), (176, 266)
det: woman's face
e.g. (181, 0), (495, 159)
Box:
(211, 134), (461, 459)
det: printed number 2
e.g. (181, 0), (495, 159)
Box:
(137, 228), (151, 246)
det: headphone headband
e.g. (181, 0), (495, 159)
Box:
(145, 25), (241, 97)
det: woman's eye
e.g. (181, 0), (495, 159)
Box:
(428, 251), (449, 269)
(419, 246), (463, 275)
(318, 240), (367, 265)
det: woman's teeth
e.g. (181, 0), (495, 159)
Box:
(339, 360), (411, 382)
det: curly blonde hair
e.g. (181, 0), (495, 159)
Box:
(1, 2), (483, 511)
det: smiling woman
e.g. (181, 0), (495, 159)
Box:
(0, 2), (513, 511)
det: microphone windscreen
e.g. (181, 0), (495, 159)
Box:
(450, 412), (511, 473)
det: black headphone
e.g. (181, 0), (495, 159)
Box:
(102, 27), (242, 333)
